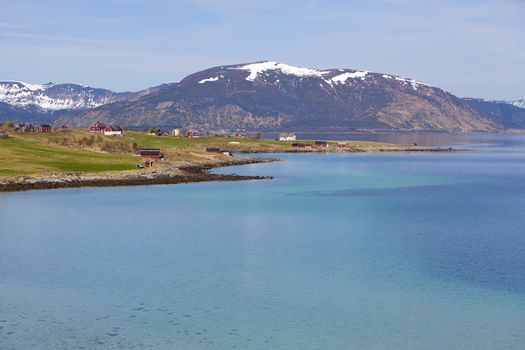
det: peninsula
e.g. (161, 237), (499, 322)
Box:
(0, 124), (449, 192)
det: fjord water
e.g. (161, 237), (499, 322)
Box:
(1, 135), (525, 349)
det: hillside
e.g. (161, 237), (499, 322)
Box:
(59, 61), (525, 132)
(2, 62), (524, 132)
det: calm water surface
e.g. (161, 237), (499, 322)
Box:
(1, 134), (525, 349)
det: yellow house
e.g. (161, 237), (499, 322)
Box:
(171, 128), (183, 136)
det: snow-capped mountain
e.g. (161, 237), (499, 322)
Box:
(192, 61), (429, 90)
(5, 61), (525, 131)
(507, 99), (525, 109)
(0, 81), (133, 112)
(60, 60), (525, 132)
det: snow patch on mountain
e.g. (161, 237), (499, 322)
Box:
(330, 71), (368, 84)
(198, 76), (221, 84)
(508, 99), (525, 109)
(382, 74), (429, 90)
(235, 61), (329, 81)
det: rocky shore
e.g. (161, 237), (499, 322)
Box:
(0, 157), (277, 192)
(0, 146), (453, 193)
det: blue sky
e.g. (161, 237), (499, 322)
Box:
(0, 0), (523, 99)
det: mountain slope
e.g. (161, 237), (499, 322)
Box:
(62, 61), (510, 131)
(463, 98), (525, 129)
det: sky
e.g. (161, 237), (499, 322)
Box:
(0, 0), (523, 99)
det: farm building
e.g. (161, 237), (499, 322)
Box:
(89, 122), (106, 133)
(139, 148), (163, 159)
(185, 130), (200, 138)
(337, 142), (347, 148)
(38, 124), (52, 133)
(278, 133), (296, 141)
(314, 141), (328, 148)
(14, 123), (34, 132)
(246, 132), (262, 140)
(171, 128), (183, 136)
(103, 126), (123, 136)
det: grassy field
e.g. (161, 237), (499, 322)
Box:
(0, 127), (400, 177)
(122, 131), (398, 151)
(0, 133), (137, 177)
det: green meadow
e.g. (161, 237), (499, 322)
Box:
(0, 128), (399, 177)
(0, 135), (137, 177)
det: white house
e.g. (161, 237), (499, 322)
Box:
(103, 125), (123, 136)
(278, 132), (296, 141)
(171, 127), (183, 136)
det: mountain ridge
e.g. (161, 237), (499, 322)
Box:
(2, 61), (524, 132)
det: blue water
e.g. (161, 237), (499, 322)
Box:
(1, 134), (525, 349)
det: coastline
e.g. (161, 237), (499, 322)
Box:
(0, 157), (277, 193)
(0, 135), (453, 193)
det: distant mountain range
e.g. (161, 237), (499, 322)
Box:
(1, 62), (524, 132)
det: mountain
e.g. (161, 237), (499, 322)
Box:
(506, 99), (525, 109)
(60, 61), (525, 132)
(0, 81), (136, 122)
(462, 98), (525, 130)
(4, 62), (525, 131)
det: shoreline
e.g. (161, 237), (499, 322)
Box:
(0, 146), (453, 193)
(0, 157), (277, 193)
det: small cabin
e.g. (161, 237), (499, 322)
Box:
(337, 142), (347, 148)
(278, 132), (296, 141)
(314, 141), (328, 148)
(144, 160), (154, 168)
(38, 124), (52, 133)
(139, 148), (162, 159)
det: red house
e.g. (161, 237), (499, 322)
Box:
(185, 130), (200, 138)
(292, 143), (306, 148)
(89, 122), (106, 133)
(38, 124), (52, 133)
